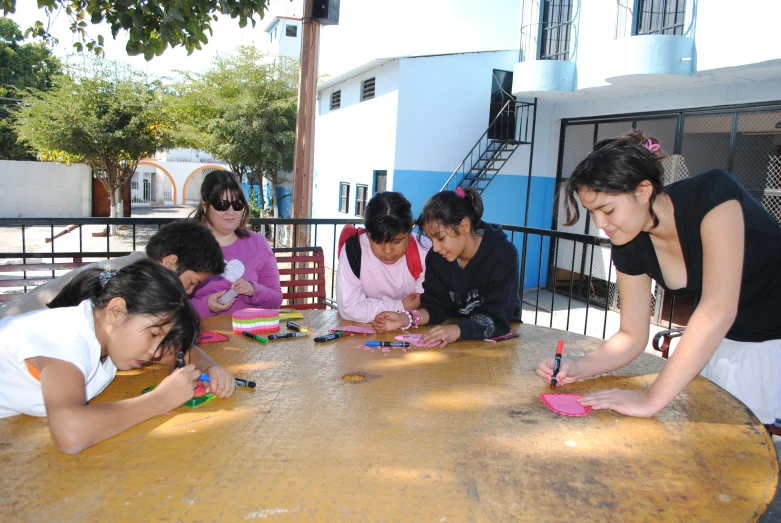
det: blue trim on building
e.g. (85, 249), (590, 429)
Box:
(393, 170), (556, 289)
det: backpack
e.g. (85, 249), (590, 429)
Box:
(337, 225), (423, 280)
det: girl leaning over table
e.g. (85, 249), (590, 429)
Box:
(536, 130), (781, 430)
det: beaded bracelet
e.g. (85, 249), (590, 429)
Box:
(410, 309), (421, 328)
(400, 309), (414, 330)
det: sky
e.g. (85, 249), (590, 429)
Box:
(7, 0), (521, 79)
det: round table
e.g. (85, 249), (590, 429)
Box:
(0, 311), (777, 521)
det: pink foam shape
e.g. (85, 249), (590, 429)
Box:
(330, 326), (376, 335)
(197, 331), (229, 344)
(539, 393), (592, 417)
(194, 384), (208, 398)
(395, 334), (441, 347)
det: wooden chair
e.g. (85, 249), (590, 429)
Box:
(0, 261), (87, 303)
(273, 247), (327, 310)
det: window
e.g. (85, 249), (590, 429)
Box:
(373, 170), (387, 194)
(330, 90), (341, 110)
(635, 0), (686, 36)
(131, 181), (139, 190)
(361, 78), (375, 101)
(285, 24), (297, 37)
(355, 184), (369, 217)
(339, 182), (350, 213)
(540, 0), (573, 61)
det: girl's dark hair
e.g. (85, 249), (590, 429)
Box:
(417, 187), (484, 234)
(48, 259), (200, 355)
(145, 219), (225, 276)
(364, 191), (414, 243)
(190, 170), (250, 238)
(563, 129), (665, 227)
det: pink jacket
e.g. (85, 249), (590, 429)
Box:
(190, 231), (282, 317)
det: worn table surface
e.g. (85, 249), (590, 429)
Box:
(0, 311), (777, 522)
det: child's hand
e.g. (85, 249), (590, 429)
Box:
(402, 293), (421, 310)
(372, 311), (407, 333)
(232, 278), (255, 297)
(536, 358), (579, 387)
(421, 324), (461, 348)
(208, 290), (235, 313)
(203, 365), (236, 398)
(579, 390), (657, 418)
(156, 364), (200, 410)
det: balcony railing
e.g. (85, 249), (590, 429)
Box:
(0, 217), (626, 340)
(519, 0), (576, 62)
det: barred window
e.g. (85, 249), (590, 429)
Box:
(636, 0), (686, 36)
(540, 0), (573, 61)
(355, 184), (369, 217)
(331, 90), (341, 110)
(361, 78), (375, 101)
(339, 182), (350, 213)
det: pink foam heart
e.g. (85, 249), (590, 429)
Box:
(197, 331), (229, 344)
(194, 384), (208, 397)
(330, 326), (376, 335)
(395, 334), (441, 347)
(540, 393), (592, 417)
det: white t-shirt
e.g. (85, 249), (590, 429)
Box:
(0, 299), (118, 418)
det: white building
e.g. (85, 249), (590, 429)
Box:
(263, 16), (303, 60)
(312, 0), (781, 314)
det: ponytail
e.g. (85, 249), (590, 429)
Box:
(48, 260), (200, 354)
(417, 187), (484, 234)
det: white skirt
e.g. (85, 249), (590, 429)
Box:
(700, 337), (781, 425)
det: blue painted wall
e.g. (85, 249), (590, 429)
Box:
(393, 170), (556, 290)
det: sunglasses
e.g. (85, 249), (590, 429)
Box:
(211, 199), (245, 212)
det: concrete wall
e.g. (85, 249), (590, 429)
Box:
(0, 161), (91, 218)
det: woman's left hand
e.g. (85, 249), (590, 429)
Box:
(232, 278), (255, 297)
(578, 389), (658, 418)
(421, 324), (461, 348)
(203, 365), (236, 398)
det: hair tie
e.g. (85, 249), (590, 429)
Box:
(455, 187), (466, 198)
(644, 139), (661, 155)
(99, 269), (117, 288)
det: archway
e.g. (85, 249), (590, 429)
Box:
(137, 160), (178, 204)
(182, 164), (229, 204)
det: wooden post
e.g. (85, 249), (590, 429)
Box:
(292, 0), (319, 241)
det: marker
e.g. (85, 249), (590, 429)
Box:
(198, 374), (257, 388)
(314, 331), (344, 343)
(268, 332), (309, 340)
(551, 340), (564, 390)
(485, 332), (520, 342)
(242, 331), (268, 344)
(286, 321), (309, 332)
(365, 341), (410, 348)
(175, 350), (185, 369)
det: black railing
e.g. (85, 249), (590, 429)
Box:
(520, 0), (576, 62)
(0, 217), (619, 339)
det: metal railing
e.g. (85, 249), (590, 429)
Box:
(440, 100), (535, 193)
(520, 0), (577, 62)
(0, 217), (620, 339)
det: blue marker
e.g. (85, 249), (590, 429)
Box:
(365, 341), (410, 348)
(199, 373), (256, 388)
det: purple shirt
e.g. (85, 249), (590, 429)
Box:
(190, 231), (282, 317)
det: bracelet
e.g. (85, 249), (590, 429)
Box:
(398, 309), (414, 330)
(410, 309), (421, 328)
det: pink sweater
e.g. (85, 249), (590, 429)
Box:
(190, 231), (282, 317)
(336, 234), (431, 323)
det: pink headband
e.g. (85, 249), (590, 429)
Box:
(456, 187), (466, 198)
(644, 139), (661, 155)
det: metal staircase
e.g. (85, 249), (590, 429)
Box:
(440, 99), (536, 195)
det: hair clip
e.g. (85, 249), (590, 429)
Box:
(644, 139), (661, 155)
(99, 269), (118, 288)
(455, 187), (466, 198)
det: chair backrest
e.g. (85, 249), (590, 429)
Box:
(273, 246), (327, 310)
(0, 261), (89, 303)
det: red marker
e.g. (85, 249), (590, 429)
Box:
(550, 340), (564, 390)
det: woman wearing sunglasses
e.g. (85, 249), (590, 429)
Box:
(189, 170), (283, 317)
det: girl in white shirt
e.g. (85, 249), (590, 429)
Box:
(0, 260), (203, 454)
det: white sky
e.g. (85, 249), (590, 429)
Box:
(7, 0), (521, 78)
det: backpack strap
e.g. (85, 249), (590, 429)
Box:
(405, 235), (423, 280)
(344, 231), (364, 278)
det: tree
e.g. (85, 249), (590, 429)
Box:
(171, 46), (298, 215)
(0, 17), (61, 160)
(1, 1), (271, 60)
(14, 57), (174, 223)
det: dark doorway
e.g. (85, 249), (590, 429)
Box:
(488, 69), (515, 141)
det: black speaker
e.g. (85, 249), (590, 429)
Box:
(312, 0), (339, 26)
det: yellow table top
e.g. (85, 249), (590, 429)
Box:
(0, 311), (777, 522)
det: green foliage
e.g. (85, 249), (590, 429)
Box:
(1, 0), (271, 60)
(0, 17), (61, 160)
(13, 56), (174, 211)
(170, 46), (298, 211)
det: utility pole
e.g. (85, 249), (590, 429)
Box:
(291, 0), (319, 223)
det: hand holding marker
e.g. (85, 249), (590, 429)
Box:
(550, 340), (564, 390)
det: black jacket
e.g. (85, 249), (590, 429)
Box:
(420, 221), (521, 340)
